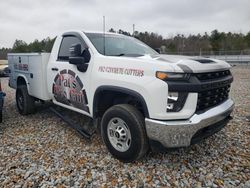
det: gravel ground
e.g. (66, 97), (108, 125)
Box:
(0, 65), (249, 188)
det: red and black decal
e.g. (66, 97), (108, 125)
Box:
(52, 69), (89, 113)
(14, 63), (29, 71)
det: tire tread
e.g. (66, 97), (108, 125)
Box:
(16, 85), (35, 115)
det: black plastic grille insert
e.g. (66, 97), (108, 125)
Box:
(196, 85), (230, 112)
(196, 70), (231, 81)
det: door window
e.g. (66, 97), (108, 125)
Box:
(58, 36), (84, 61)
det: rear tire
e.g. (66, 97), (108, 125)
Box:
(16, 85), (35, 115)
(101, 104), (149, 162)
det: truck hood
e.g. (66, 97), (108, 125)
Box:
(138, 54), (231, 73)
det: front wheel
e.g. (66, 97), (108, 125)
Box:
(16, 85), (35, 115)
(101, 104), (149, 162)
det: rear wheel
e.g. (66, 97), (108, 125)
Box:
(16, 85), (35, 115)
(101, 104), (149, 162)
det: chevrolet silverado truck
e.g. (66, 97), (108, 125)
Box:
(8, 30), (234, 162)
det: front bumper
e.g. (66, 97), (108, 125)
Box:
(145, 99), (234, 148)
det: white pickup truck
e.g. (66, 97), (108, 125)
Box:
(8, 30), (234, 162)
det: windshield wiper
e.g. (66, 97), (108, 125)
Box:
(117, 53), (125, 56)
(112, 53), (144, 57)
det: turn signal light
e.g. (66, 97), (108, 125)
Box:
(156, 72), (168, 80)
(156, 71), (190, 81)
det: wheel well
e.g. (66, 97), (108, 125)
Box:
(17, 77), (27, 86)
(93, 87), (149, 118)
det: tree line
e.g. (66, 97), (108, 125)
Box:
(112, 29), (250, 55)
(0, 37), (55, 59)
(1, 29), (250, 59)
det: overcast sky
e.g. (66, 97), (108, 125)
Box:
(0, 0), (250, 48)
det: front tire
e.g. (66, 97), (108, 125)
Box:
(101, 104), (149, 162)
(16, 85), (35, 115)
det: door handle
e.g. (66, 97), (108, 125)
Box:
(51, 67), (58, 71)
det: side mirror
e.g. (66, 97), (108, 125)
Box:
(69, 43), (85, 65)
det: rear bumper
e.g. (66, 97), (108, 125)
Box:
(145, 99), (234, 148)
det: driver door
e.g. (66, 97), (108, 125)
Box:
(47, 35), (91, 116)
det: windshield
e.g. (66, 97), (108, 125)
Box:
(85, 33), (158, 57)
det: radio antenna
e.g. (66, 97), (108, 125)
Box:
(132, 24), (135, 36)
(103, 16), (106, 55)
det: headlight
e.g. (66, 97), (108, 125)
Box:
(156, 71), (190, 81)
(155, 71), (190, 112)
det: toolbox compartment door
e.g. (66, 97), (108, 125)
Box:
(27, 54), (50, 100)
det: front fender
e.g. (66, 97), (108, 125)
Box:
(93, 85), (150, 118)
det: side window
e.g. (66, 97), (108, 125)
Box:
(58, 36), (84, 61)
